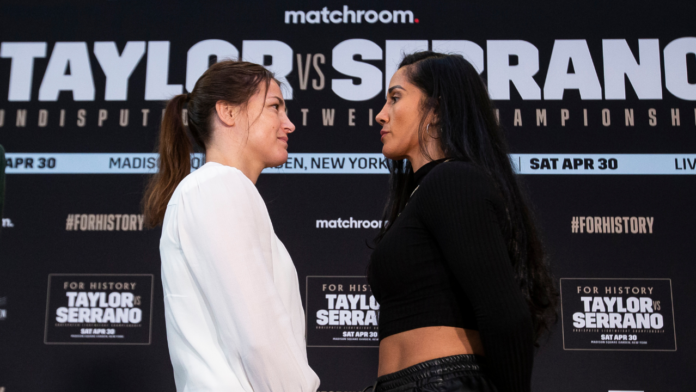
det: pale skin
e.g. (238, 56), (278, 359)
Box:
(205, 80), (294, 183)
(375, 66), (485, 377)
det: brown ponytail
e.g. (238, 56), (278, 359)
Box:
(142, 60), (276, 227)
(142, 94), (191, 228)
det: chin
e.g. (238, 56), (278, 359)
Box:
(266, 150), (289, 168)
(381, 144), (403, 161)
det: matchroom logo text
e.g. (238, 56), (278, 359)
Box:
(316, 217), (386, 229)
(285, 6), (416, 24)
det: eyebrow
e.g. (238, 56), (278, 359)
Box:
(388, 85), (405, 94)
(269, 95), (285, 107)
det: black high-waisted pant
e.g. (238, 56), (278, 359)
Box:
(364, 354), (498, 392)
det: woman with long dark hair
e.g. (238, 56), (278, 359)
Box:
(366, 51), (558, 392)
(143, 60), (319, 391)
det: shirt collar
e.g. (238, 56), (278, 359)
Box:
(413, 158), (449, 186)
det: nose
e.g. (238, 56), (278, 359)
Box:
(282, 111), (296, 134)
(376, 102), (389, 126)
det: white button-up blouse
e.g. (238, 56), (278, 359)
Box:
(159, 162), (320, 391)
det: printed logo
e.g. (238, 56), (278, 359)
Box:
(570, 216), (654, 234)
(44, 274), (154, 345)
(1, 38), (695, 106)
(285, 6), (416, 24)
(561, 278), (676, 351)
(65, 214), (144, 231)
(316, 217), (386, 229)
(306, 276), (379, 347)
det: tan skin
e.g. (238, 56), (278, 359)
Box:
(206, 80), (294, 183)
(375, 67), (485, 377)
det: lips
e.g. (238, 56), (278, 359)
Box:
(278, 136), (288, 143)
(380, 130), (389, 137)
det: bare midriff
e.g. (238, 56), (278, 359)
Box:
(377, 326), (484, 377)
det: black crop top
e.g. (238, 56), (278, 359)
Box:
(367, 159), (534, 392)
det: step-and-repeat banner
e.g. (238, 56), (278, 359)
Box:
(1, 1), (694, 391)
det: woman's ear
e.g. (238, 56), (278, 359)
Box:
(426, 98), (440, 126)
(427, 109), (440, 128)
(215, 101), (236, 127)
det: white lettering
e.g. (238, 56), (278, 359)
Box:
(544, 40), (602, 100)
(39, 42), (95, 101)
(94, 41), (146, 101)
(332, 39), (383, 101)
(243, 40), (294, 99)
(487, 40), (541, 100)
(0, 42), (47, 101)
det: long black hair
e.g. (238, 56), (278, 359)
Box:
(375, 51), (558, 342)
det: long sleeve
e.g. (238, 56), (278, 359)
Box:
(175, 166), (319, 392)
(417, 162), (534, 392)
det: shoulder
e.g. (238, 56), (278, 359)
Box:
(419, 161), (497, 198)
(415, 161), (506, 222)
(181, 163), (253, 192)
(170, 163), (258, 206)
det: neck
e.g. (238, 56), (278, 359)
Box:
(205, 147), (264, 184)
(409, 142), (446, 172)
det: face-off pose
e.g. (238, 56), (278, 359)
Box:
(366, 52), (558, 392)
(143, 60), (319, 392)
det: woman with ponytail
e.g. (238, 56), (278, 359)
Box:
(365, 52), (558, 392)
(143, 60), (319, 392)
